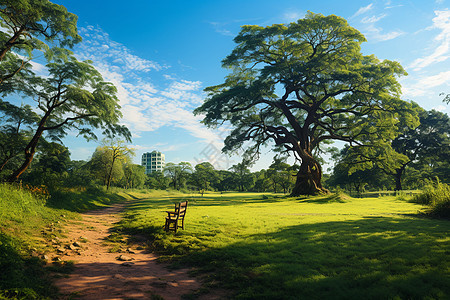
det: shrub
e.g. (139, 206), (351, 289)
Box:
(412, 179), (450, 218)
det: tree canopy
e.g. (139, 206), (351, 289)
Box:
(0, 0), (81, 85)
(195, 12), (419, 195)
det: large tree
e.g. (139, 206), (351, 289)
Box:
(195, 12), (418, 195)
(6, 55), (131, 182)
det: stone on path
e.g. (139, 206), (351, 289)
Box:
(116, 254), (134, 261)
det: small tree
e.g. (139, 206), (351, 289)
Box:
(101, 139), (134, 190)
(121, 164), (146, 189)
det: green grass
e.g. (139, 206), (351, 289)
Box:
(116, 190), (450, 299)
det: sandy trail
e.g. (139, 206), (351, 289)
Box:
(53, 202), (206, 300)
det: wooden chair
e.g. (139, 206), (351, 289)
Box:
(164, 200), (188, 233)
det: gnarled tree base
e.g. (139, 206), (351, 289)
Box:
(290, 160), (329, 196)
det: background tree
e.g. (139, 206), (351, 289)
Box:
(23, 141), (70, 189)
(195, 12), (418, 196)
(266, 158), (297, 194)
(100, 139), (134, 190)
(164, 162), (193, 190)
(252, 169), (271, 192)
(327, 146), (389, 192)
(387, 109), (449, 190)
(88, 146), (124, 187)
(191, 162), (220, 196)
(64, 160), (93, 188)
(229, 160), (254, 192)
(6, 55), (131, 182)
(145, 170), (170, 190)
(120, 163), (146, 189)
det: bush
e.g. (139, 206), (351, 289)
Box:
(412, 179), (450, 218)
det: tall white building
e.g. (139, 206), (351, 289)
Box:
(141, 151), (165, 174)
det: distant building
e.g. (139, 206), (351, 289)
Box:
(141, 151), (165, 174)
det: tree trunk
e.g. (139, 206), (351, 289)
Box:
(394, 165), (405, 191)
(291, 157), (328, 196)
(106, 157), (117, 190)
(7, 113), (49, 182)
(7, 132), (42, 182)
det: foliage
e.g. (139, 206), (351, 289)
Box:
(98, 139), (134, 189)
(384, 108), (450, 190)
(115, 191), (449, 299)
(228, 160), (255, 192)
(190, 162), (220, 195)
(412, 179), (450, 218)
(195, 12), (419, 195)
(164, 162), (193, 190)
(266, 157), (297, 193)
(0, 100), (40, 179)
(21, 141), (71, 190)
(145, 171), (170, 190)
(0, 0), (81, 86)
(120, 163), (146, 189)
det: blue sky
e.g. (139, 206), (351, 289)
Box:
(36, 0), (450, 171)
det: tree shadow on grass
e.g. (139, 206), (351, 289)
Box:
(175, 216), (450, 299)
(46, 188), (128, 212)
(297, 193), (348, 204)
(123, 194), (286, 214)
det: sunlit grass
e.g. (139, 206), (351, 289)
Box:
(117, 190), (450, 299)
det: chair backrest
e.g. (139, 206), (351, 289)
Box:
(178, 201), (188, 218)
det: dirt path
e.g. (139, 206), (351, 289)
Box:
(53, 202), (206, 300)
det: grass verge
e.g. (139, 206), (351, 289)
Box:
(0, 183), (128, 299)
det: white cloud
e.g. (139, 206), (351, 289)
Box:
(77, 26), (165, 72)
(436, 0), (444, 4)
(74, 26), (222, 146)
(364, 24), (404, 41)
(353, 4), (374, 18)
(283, 11), (305, 22)
(361, 14), (387, 24)
(353, 5), (404, 42)
(208, 22), (234, 37)
(401, 70), (450, 97)
(409, 10), (450, 71)
(433, 105), (447, 111)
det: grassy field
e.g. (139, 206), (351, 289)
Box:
(116, 190), (450, 299)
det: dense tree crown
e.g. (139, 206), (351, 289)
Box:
(195, 12), (419, 195)
(0, 0), (81, 86)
